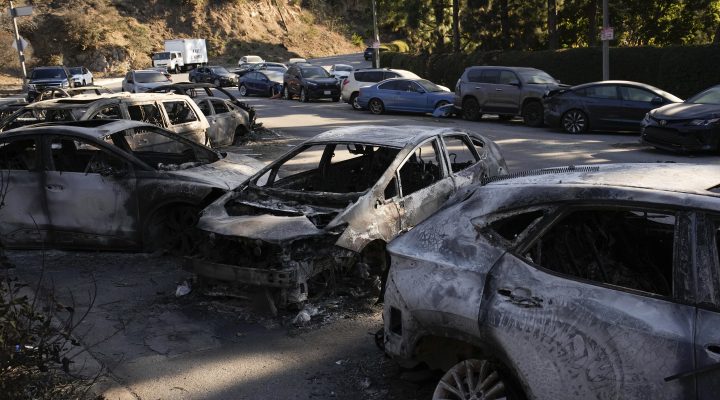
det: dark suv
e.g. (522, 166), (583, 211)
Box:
(25, 66), (74, 102)
(454, 66), (561, 126)
(283, 64), (340, 102)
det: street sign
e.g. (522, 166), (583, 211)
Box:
(11, 36), (28, 51)
(372, 41), (380, 49)
(9, 6), (33, 17)
(600, 27), (614, 41)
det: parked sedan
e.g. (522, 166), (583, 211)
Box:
(642, 84), (720, 152)
(238, 70), (284, 97)
(0, 119), (263, 252)
(121, 70), (172, 93)
(191, 125), (507, 307)
(544, 80), (682, 133)
(189, 66), (237, 87)
(235, 62), (287, 78)
(68, 66), (93, 87)
(383, 162), (720, 400)
(357, 78), (454, 115)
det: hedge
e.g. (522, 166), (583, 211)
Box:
(380, 45), (720, 98)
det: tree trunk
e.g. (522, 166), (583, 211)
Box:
(548, 0), (558, 49)
(433, 0), (447, 52)
(499, 0), (509, 49)
(587, 0), (598, 47)
(714, 24), (720, 43)
(453, 0), (460, 53)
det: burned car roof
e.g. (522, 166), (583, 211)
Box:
(306, 125), (480, 148)
(3, 118), (152, 139)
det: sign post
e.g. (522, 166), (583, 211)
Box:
(8, 2), (32, 82)
(371, 0), (380, 68)
(601, 0), (610, 80)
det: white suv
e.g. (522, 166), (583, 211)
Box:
(341, 68), (419, 110)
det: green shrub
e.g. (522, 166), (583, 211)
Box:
(351, 33), (364, 48)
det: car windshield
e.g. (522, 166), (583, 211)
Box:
(210, 67), (230, 75)
(110, 126), (217, 169)
(518, 70), (557, 84)
(416, 79), (445, 92)
(334, 65), (352, 72)
(152, 52), (170, 60)
(69, 67), (83, 75)
(135, 72), (168, 83)
(263, 71), (284, 82)
(31, 68), (65, 79)
(252, 143), (400, 195)
(687, 87), (720, 105)
(302, 67), (330, 78)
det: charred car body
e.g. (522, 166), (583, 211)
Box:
(192, 126), (507, 306)
(383, 163), (720, 400)
(0, 119), (263, 251)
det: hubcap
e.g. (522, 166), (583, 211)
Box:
(370, 100), (381, 113)
(433, 359), (508, 400)
(564, 112), (585, 133)
(240, 86), (246, 96)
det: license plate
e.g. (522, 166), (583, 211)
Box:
(324, 90), (331, 95)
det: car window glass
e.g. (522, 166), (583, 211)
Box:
(127, 104), (164, 126)
(197, 100), (212, 116)
(399, 139), (443, 197)
(409, 82), (424, 92)
(620, 87), (656, 102)
(354, 71), (368, 81)
(378, 81), (400, 90)
(525, 208), (675, 297)
(384, 72), (400, 79)
(467, 69), (483, 83)
(49, 137), (125, 174)
(480, 70), (500, 84)
(211, 99), (229, 114)
(0, 138), (38, 171)
(90, 105), (121, 120)
(365, 71), (385, 82)
(162, 101), (198, 124)
(443, 135), (479, 173)
(499, 71), (518, 85)
(585, 85), (619, 99)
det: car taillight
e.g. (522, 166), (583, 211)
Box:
(342, 78), (349, 87)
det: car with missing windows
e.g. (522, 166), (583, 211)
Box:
(383, 162), (720, 400)
(544, 80), (682, 133)
(357, 78), (454, 115)
(0, 119), (264, 252)
(341, 68), (421, 110)
(455, 66), (563, 126)
(0, 93), (210, 146)
(191, 125), (507, 307)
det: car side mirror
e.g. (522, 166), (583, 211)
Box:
(651, 96), (663, 105)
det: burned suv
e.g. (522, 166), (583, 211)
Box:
(454, 66), (562, 126)
(383, 163), (720, 400)
(192, 126), (507, 306)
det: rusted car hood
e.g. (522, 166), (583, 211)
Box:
(168, 153), (265, 190)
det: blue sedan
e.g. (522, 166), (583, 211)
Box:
(238, 70), (284, 97)
(357, 78), (454, 115)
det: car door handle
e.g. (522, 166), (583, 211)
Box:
(46, 184), (63, 192)
(497, 288), (543, 308)
(495, 88), (503, 91)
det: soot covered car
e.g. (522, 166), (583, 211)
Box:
(0, 119), (264, 252)
(383, 163), (720, 400)
(192, 126), (508, 306)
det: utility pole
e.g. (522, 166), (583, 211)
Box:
(602, 0), (609, 80)
(8, 1), (31, 82)
(371, 0), (380, 68)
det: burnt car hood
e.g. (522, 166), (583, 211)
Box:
(650, 102), (720, 119)
(197, 188), (353, 243)
(166, 153), (265, 190)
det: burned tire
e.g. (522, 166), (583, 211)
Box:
(432, 359), (525, 400)
(522, 101), (544, 127)
(144, 205), (200, 255)
(561, 109), (589, 134)
(350, 92), (362, 110)
(368, 98), (385, 115)
(239, 84), (248, 97)
(232, 125), (250, 145)
(462, 97), (482, 121)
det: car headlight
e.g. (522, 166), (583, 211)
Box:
(689, 118), (720, 126)
(26, 83), (36, 90)
(61, 81), (69, 88)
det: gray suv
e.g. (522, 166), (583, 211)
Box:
(454, 66), (561, 126)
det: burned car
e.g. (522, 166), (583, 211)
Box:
(192, 126), (507, 306)
(0, 119), (264, 251)
(383, 163), (720, 400)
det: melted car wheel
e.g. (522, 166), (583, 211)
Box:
(561, 109), (588, 133)
(144, 205), (200, 255)
(369, 98), (385, 114)
(433, 359), (519, 400)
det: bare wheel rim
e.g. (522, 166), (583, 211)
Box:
(146, 206), (199, 254)
(369, 99), (383, 114)
(432, 359), (509, 400)
(239, 85), (247, 96)
(562, 110), (587, 133)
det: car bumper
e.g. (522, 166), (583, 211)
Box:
(641, 124), (720, 152)
(307, 86), (340, 99)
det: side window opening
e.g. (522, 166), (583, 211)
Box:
(489, 210), (545, 241)
(127, 104), (164, 126)
(0, 139), (38, 171)
(398, 140), (443, 197)
(197, 101), (212, 116)
(49, 137), (126, 174)
(443, 135), (479, 173)
(525, 208), (675, 297)
(384, 177), (398, 199)
(210, 100), (230, 114)
(91, 105), (121, 120)
(162, 101), (198, 125)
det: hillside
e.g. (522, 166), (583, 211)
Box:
(0, 0), (363, 79)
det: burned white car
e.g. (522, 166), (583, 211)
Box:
(0, 119), (263, 251)
(192, 126), (507, 306)
(383, 163), (720, 400)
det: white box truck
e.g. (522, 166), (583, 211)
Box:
(151, 38), (208, 73)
